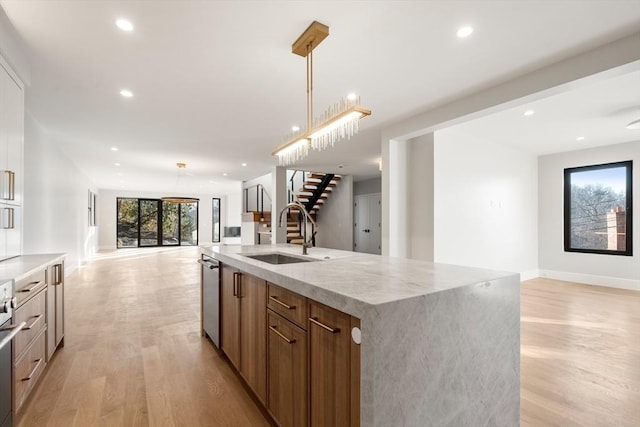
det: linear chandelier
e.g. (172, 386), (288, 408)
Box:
(273, 21), (371, 166)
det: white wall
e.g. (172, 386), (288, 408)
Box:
(98, 185), (242, 250)
(407, 134), (435, 262)
(315, 175), (354, 251)
(538, 141), (640, 290)
(354, 177), (381, 196)
(434, 128), (539, 277)
(23, 114), (98, 273)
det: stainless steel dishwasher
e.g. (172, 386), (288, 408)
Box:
(199, 255), (220, 348)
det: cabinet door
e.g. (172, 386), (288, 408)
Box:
(268, 310), (307, 427)
(0, 63), (23, 206)
(308, 301), (353, 427)
(238, 272), (267, 404)
(220, 264), (240, 369)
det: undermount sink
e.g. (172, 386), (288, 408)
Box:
(242, 252), (316, 265)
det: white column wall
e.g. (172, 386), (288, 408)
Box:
(434, 128), (539, 277)
(271, 166), (288, 244)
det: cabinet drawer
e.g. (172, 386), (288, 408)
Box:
(267, 283), (307, 330)
(15, 269), (46, 307)
(14, 288), (46, 357)
(14, 328), (46, 412)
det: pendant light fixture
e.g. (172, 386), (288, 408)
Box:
(272, 21), (371, 165)
(162, 163), (199, 203)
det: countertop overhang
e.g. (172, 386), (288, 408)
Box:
(0, 254), (67, 283)
(200, 244), (517, 318)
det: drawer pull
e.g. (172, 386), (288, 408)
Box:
(269, 325), (296, 344)
(22, 358), (43, 381)
(23, 314), (43, 331)
(18, 280), (45, 293)
(269, 295), (295, 310)
(309, 317), (340, 334)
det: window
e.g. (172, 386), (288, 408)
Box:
(212, 198), (221, 243)
(564, 161), (632, 256)
(116, 198), (199, 248)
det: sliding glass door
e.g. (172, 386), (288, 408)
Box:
(117, 198), (199, 248)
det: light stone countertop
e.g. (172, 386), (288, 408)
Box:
(200, 243), (516, 318)
(0, 253), (66, 284)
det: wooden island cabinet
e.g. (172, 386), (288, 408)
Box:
(220, 264), (267, 404)
(218, 264), (361, 427)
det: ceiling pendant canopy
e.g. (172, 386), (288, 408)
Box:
(161, 163), (199, 203)
(273, 21), (371, 166)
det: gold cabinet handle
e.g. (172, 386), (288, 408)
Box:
(23, 314), (43, 331)
(233, 272), (241, 297)
(309, 317), (340, 333)
(269, 295), (295, 310)
(18, 280), (45, 293)
(55, 264), (63, 285)
(1, 207), (14, 229)
(269, 325), (296, 344)
(22, 358), (43, 381)
(1, 170), (15, 201)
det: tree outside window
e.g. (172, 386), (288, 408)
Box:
(564, 161), (632, 256)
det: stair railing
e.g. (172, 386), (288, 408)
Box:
(243, 184), (272, 219)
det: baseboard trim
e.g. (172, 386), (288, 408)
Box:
(520, 269), (540, 281)
(537, 269), (640, 291)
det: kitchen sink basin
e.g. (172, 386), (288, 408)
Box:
(242, 253), (316, 265)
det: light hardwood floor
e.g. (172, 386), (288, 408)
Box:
(16, 248), (640, 426)
(17, 247), (271, 427)
(521, 278), (640, 427)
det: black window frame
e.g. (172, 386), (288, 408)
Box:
(212, 198), (221, 243)
(116, 197), (199, 249)
(564, 160), (632, 256)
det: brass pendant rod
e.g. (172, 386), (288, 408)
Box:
(306, 42), (313, 131)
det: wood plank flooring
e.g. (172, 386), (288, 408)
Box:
(521, 278), (640, 427)
(17, 247), (271, 427)
(16, 248), (640, 426)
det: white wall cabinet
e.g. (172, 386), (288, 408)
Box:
(0, 56), (24, 261)
(353, 193), (381, 254)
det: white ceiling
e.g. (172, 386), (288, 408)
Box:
(1, 1), (639, 193)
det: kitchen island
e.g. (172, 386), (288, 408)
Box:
(201, 244), (519, 426)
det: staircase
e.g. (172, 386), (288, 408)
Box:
(255, 172), (341, 245)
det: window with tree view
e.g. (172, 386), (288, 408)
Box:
(117, 198), (199, 248)
(564, 161), (632, 256)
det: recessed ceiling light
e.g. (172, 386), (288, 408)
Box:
(111, 147), (119, 151)
(457, 26), (473, 38)
(523, 110), (535, 116)
(241, 163), (247, 167)
(223, 173), (228, 176)
(347, 93), (357, 101)
(291, 125), (300, 132)
(120, 89), (133, 98)
(115, 19), (134, 32)
(576, 136), (585, 141)
(114, 163), (121, 166)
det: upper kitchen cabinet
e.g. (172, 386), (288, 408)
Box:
(0, 55), (24, 261)
(0, 56), (24, 208)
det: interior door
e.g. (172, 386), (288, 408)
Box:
(354, 193), (381, 254)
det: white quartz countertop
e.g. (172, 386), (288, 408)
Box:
(0, 254), (66, 284)
(200, 244), (517, 317)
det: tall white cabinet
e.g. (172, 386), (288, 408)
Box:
(0, 55), (24, 261)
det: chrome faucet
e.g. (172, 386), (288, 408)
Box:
(278, 201), (317, 255)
